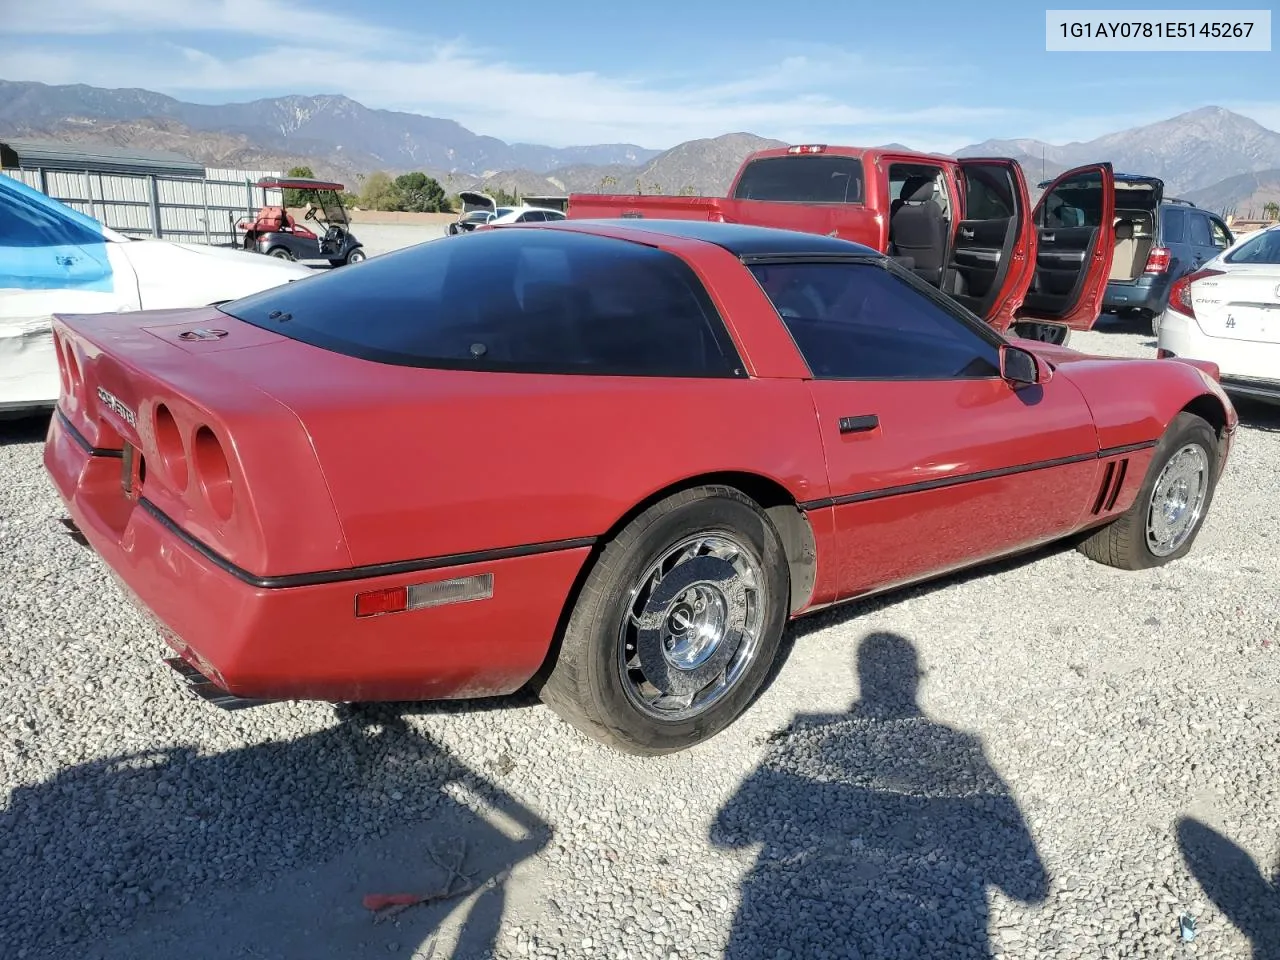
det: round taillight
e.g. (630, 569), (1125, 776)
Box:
(193, 426), (234, 521)
(53, 335), (71, 395)
(63, 339), (83, 399)
(152, 404), (188, 491)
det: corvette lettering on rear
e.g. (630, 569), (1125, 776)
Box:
(96, 387), (137, 428)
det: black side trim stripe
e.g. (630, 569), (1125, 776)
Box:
(798, 440), (1158, 511)
(137, 498), (596, 590)
(1098, 440), (1158, 458)
(56, 408), (124, 459)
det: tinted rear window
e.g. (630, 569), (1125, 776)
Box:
(219, 228), (744, 377)
(732, 155), (864, 203)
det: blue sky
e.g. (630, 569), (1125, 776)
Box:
(3, 0), (1278, 150)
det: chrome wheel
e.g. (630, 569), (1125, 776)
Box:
(618, 532), (765, 722)
(1146, 442), (1210, 557)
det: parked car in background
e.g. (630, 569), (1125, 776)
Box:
(1098, 178), (1233, 332)
(0, 172), (312, 415)
(46, 219), (1237, 754)
(1157, 222), (1280, 405)
(569, 143), (1125, 345)
(485, 205), (567, 226)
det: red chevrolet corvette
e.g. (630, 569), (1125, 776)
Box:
(45, 219), (1237, 754)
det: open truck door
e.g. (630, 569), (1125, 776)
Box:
(948, 158), (1036, 333)
(1011, 162), (1116, 343)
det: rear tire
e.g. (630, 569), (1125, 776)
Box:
(267, 247), (294, 260)
(1077, 412), (1220, 570)
(540, 485), (790, 755)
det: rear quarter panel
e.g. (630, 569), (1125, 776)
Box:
(201, 343), (831, 569)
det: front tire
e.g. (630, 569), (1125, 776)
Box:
(1078, 412), (1220, 570)
(540, 485), (790, 755)
(345, 247), (367, 264)
(266, 246), (294, 260)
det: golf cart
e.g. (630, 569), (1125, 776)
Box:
(447, 190), (500, 235)
(236, 176), (366, 265)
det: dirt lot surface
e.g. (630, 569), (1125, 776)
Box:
(1, 315), (1277, 959)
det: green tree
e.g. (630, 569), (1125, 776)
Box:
(1264, 201), (1280, 222)
(393, 172), (451, 213)
(283, 165), (317, 208)
(599, 175), (618, 194)
(487, 186), (520, 206)
(359, 171), (403, 212)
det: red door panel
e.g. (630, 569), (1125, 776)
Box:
(1016, 162), (1116, 331)
(805, 377), (1100, 600)
(954, 157), (1036, 332)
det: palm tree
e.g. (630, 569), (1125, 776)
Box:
(1264, 201), (1279, 222)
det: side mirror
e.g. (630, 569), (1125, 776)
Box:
(1000, 344), (1040, 387)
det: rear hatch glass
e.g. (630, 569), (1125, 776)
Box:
(217, 228), (743, 377)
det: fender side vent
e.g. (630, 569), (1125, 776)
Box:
(1091, 461), (1116, 515)
(1104, 458), (1129, 511)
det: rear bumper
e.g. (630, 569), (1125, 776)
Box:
(1157, 311), (1280, 404)
(1102, 275), (1169, 313)
(45, 410), (591, 703)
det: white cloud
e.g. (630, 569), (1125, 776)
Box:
(1, 39), (1017, 149)
(2, 0), (1025, 148)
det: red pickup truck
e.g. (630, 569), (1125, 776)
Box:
(566, 144), (1119, 343)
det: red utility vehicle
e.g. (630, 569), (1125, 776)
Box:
(568, 145), (1120, 344)
(45, 220), (1235, 754)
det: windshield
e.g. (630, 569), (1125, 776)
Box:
(732, 155), (865, 203)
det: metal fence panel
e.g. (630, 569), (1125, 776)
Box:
(2, 164), (282, 245)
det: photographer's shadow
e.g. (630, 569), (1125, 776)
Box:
(1178, 817), (1280, 958)
(711, 631), (1048, 958)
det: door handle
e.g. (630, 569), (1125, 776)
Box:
(839, 414), (880, 434)
(1041, 232), (1056, 242)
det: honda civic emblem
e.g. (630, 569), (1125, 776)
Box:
(177, 328), (229, 341)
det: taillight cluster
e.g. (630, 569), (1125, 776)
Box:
(150, 404), (236, 521)
(1167, 268), (1225, 320)
(1143, 246), (1172, 273)
(53, 330), (84, 408)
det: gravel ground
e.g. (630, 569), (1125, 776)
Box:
(2, 314), (1279, 959)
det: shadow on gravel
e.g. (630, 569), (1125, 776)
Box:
(1178, 817), (1280, 959)
(0, 411), (51, 447)
(1, 709), (551, 960)
(1233, 397), (1280, 434)
(711, 631), (1048, 958)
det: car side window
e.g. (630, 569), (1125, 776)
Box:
(1209, 217), (1231, 248)
(1161, 206), (1186, 243)
(748, 261), (1002, 380)
(1188, 212), (1212, 246)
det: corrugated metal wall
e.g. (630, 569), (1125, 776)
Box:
(2, 165), (283, 246)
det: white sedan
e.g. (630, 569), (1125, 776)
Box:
(486, 205), (567, 225)
(1156, 223), (1280, 405)
(1, 172), (313, 414)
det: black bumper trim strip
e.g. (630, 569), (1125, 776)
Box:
(137, 497), (596, 590)
(56, 408), (124, 458)
(798, 439), (1158, 511)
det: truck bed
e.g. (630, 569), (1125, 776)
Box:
(566, 193), (884, 247)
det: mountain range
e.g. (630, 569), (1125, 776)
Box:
(2, 80), (1279, 216)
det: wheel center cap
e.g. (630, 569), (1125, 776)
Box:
(663, 585), (728, 670)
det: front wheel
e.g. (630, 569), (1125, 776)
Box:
(345, 247), (367, 264)
(539, 485), (790, 755)
(266, 246), (294, 260)
(1078, 411), (1220, 570)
